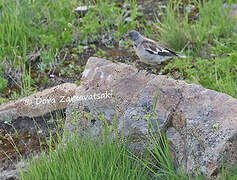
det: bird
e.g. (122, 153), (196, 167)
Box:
(125, 30), (186, 65)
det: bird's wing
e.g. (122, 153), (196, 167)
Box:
(141, 38), (178, 57)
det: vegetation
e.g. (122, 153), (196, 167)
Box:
(20, 131), (150, 180)
(0, 0), (236, 100)
(20, 120), (237, 180)
(159, 0), (237, 98)
(0, 0), (237, 179)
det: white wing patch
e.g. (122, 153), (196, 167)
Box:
(141, 38), (180, 57)
(144, 47), (159, 54)
(144, 47), (170, 55)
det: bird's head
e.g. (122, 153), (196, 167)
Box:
(125, 30), (142, 42)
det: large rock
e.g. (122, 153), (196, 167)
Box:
(229, 4), (237, 32)
(223, 3), (237, 32)
(0, 83), (77, 123)
(64, 57), (237, 177)
(0, 160), (26, 180)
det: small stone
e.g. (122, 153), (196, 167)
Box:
(125, 17), (132, 22)
(49, 74), (56, 78)
(210, 54), (217, 58)
(73, 6), (95, 15)
(185, 5), (195, 13)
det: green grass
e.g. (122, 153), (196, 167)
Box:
(19, 121), (237, 180)
(1, 0), (236, 99)
(20, 132), (150, 180)
(163, 53), (237, 98)
(0, 0), (138, 96)
(153, 0), (237, 98)
(0, 0), (77, 96)
(0, 0), (237, 179)
(0, 0), (77, 65)
(156, 0), (235, 55)
(77, 0), (138, 45)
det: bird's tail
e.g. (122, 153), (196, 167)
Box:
(177, 54), (186, 58)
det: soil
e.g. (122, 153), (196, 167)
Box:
(0, 110), (65, 168)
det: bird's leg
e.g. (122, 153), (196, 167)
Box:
(136, 61), (147, 72)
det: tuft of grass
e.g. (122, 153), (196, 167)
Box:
(140, 126), (237, 179)
(156, 0), (189, 52)
(0, 77), (8, 92)
(0, 64), (8, 92)
(20, 132), (150, 180)
(157, 0), (235, 56)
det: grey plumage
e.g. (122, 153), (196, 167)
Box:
(126, 30), (186, 65)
